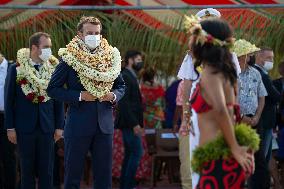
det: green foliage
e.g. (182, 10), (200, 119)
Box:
(191, 123), (260, 173)
(0, 10), (283, 78)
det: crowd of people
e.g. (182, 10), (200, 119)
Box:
(0, 7), (284, 189)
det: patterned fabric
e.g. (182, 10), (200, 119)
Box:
(141, 84), (165, 129)
(238, 66), (267, 115)
(112, 129), (152, 179)
(196, 158), (246, 189)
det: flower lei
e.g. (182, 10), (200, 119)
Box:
(16, 48), (59, 103)
(58, 35), (121, 99)
(183, 15), (235, 49)
(191, 123), (260, 173)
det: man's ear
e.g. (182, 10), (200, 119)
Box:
(77, 31), (83, 39)
(31, 44), (39, 53)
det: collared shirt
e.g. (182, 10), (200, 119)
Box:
(0, 58), (8, 111)
(238, 66), (267, 115)
(254, 64), (268, 74)
(30, 59), (42, 68)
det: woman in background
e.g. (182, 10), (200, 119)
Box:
(141, 68), (165, 129)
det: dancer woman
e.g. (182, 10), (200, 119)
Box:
(187, 17), (259, 188)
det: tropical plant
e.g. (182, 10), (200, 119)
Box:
(0, 9), (283, 81)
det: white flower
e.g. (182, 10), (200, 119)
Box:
(58, 37), (122, 99)
(16, 48), (58, 103)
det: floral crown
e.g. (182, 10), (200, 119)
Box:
(183, 15), (235, 49)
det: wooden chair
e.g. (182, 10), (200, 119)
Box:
(150, 129), (180, 187)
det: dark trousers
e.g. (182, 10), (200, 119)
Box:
(248, 118), (270, 189)
(0, 113), (17, 189)
(17, 128), (54, 189)
(120, 128), (143, 189)
(53, 142), (61, 188)
(64, 126), (113, 189)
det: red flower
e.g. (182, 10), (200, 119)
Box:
(26, 92), (35, 101)
(19, 79), (27, 85)
(37, 96), (45, 103)
(206, 34), (214, 43)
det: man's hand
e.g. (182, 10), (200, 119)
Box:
(133, 125), (144, 136)
(251, 116), (260, 127)
(99, 92), (115, 102)
(179, 121), (190, 136)
(81, 91), (96, 101)
(173, 124), (179, 133)
(242, 116), (253, 126)
(54, 129), (63, 142)
(7, 130), (17, 144)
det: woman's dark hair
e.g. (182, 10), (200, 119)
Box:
(142, 67), (156, 85)
(191, 18), (237, 85)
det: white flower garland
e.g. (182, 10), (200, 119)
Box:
(16, 48), (58, 103)
(58, 36), (121, 98)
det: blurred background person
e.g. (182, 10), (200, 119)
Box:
(232, 39), (269, 189)
(165, 79), (181, 129)
(254, 48), (281, 163)
(173, 80), (192, 189)
(0, 52), (16, 189)
(115, 50), (144, 189)
(141, 67), (165, 129)
(272, 60), (284, 189)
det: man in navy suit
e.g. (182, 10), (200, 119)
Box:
(0, 53), (16, 189)
(4, 32), (64, 189)
(47, 16), (125, 189)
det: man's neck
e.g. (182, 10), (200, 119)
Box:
(255, 63), (263, 68)
(126, 66), (134, 72)
(0, 56), (3, 64)
(240, 64), (248, 72)
(30, 54), (42, 65)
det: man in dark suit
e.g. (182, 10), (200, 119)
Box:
(4, 32), (64, 189)
(47, 16), (125, 189)
(273, 61), (284, 130)
(115, 50), (144, 189)
(254, 47), (281, 164)
(0, 53), (16, 189)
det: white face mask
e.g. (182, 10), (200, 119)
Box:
(85, 35), (101, 50)
(39, 48), (52, 62)
(263, 61), (273, 71)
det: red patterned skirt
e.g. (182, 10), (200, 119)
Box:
(196, 157), (246, 189)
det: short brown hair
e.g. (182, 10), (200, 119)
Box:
(259, 47), (273, 54)
(29, 32), (50, 50)
(77, 16), (102, 32)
